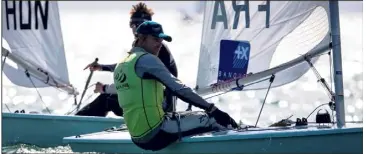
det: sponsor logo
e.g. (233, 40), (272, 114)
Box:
(233, 42), (249, 68)
(217, 40), (250, 83)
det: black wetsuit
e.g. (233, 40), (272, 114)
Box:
(75, 43), (178, 117)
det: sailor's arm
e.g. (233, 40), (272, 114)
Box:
(135, 54), (213, 111)
(102, 83), (117, 94)
(100, 64), (117, 72)
(160, 43), (178, 77)
(84, 62), (117, 72)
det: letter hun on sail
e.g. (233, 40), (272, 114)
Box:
(1, 0), (77, 95)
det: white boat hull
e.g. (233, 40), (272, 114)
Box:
(2, 112), (124, 147)
(63, 124), (362, 153)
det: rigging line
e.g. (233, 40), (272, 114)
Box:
(306, 103), (329, 119)
(186, 76), (271, 111)
(305, 56), (334, 101)
(2, 51), (12, 113)
(2, 53), (8, 71)
(26, 71), (52, 114)
(2, 49), (74, 94)
(5, 104), (11, 113)
(66, 93), (96, 115)
(301, 51), (329, 59)
(65, 83), (97, 115)
(204, 76), (271, 100)
(254, 74), (275, 128)
(297, 50), (329, 59)
(22, 69), (66, 93)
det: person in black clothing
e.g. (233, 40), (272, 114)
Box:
(75, 3), (178, 117)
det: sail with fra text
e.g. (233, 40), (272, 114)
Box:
(195, 1), (331, 96)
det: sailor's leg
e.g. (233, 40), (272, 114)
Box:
(132, 111), (226, 151)
(75, 94), (110, 117)
(160, 111), (226, 137)
(106, 94), (123, 116)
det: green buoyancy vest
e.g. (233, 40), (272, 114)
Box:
(114, 49), (165, 138)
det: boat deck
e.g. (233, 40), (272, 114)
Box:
(63, 124), (363, 153)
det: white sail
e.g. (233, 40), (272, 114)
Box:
(1, 0), (77, 95)
(195, 1), (331, 96)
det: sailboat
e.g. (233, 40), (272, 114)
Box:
(62, 0), (362, 153)
(1, 0), (123, 147)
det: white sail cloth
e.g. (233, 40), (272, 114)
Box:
(195, 1), (331, 94)
(2, 0), (76, 95)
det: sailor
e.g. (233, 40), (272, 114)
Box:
(114, 20), (239, 151)
(75, 2), (178, 117)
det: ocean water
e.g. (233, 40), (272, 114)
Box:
(1, 1), (363, 153)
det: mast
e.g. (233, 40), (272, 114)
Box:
(329, 0), (345, 128)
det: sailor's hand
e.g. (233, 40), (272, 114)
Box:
(84, 62), (102, 71)
(94, 82), (105, 93)
(207, 106), (239, 129)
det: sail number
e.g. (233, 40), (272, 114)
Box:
(4, 0), (49, 30)
(211, 0), (270, 29)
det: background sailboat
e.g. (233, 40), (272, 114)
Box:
(63, 1), (362, 153)
(1, 0), (123, 147)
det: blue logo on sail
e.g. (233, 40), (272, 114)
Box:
(217, 40), (250, 82)
(233, 42), (250, 68)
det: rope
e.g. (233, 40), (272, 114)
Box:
(65, 83), (97, 115)
(173, 112), (182, 141)
(65, 93), (96, 115)
(2, 54), (12, 113)
(306, 103), (329, 119)
(26, 71), (52, 114)
(254, 74), (275, 127)
(5, 104), (11, 113)
(186, 76), (272, 111)
(205, 77), (271, 100)
(2, 53), (8, 71)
